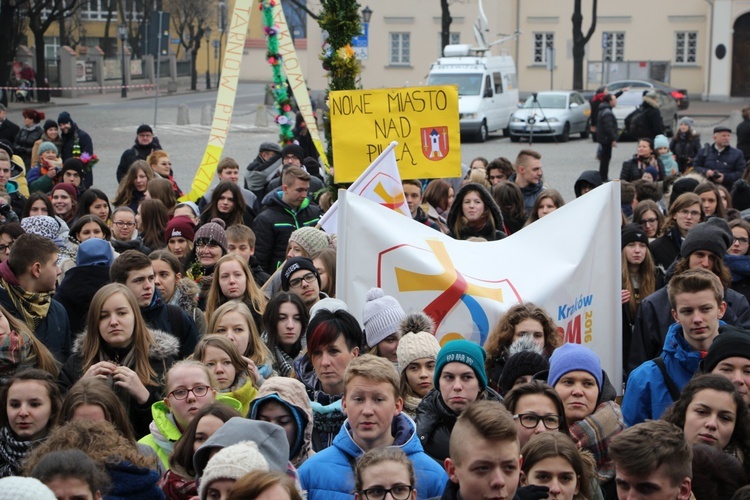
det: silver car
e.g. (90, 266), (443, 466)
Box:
(509, 91), (591, 142)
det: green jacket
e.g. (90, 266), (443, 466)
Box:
(138, 395), (242, 468)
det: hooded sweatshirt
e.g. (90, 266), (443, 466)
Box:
(446, 183), (506, 241)
(249, 377), (314, 467)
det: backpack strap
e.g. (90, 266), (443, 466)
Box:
(652, 356), (680, 402)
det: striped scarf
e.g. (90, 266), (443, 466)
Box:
(568, 400), (626, 483)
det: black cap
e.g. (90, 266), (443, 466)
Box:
(714, 125), (732, 134)
(621, 223), (649, 249)
(137, 124), (153, 135)
(701, 325), (750, 373)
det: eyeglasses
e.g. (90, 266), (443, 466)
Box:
(196, 239), (220, 249)
(677, 209), (701, 218)
(513, 413), (561, 430)
(168, 385), (210, 400)
(735, 237), (750, 245)
(360, 485), (414, 500)
(113, 221), (135, 228)
(0, 241), (13, 252)
(289, 272), (317, 289)
(639, 217), (658, 226)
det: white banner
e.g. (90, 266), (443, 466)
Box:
(336, 182), (623, 388)
(319, 141), (410, 234)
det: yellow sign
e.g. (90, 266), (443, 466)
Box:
(330, 86), (460, 183)
(179, 0), (253, 202)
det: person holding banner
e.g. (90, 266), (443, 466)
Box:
(446, 183), (505, 241)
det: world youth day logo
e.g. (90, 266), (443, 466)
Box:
(378, 240), (521, 345)
(356, 172), (406, 211)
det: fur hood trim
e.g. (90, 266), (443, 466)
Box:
(71, 328), (180, 359)
(508, 335), (545, 356)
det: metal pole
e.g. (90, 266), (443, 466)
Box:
(121, 37), (127, 98)
(154, 11), (163, 128)
(205, 41), (211, 89)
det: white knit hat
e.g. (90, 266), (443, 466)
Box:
(362, 288), (406, 348)
(397, 331), (442, 374)
(0, 477), (56, 500)
(199, 441), (270, 500)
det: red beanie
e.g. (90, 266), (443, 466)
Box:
(165, 215), (195, 243)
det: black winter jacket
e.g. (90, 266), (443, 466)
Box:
(13, 124), (43, 168)
(649, 228), (682, 275)
(58, 329), (179, 439)
(670, 133), (701, 173)
(54, 264), (112, 337)
(738, 119), (750, 160)
(140, 289), (199, 360)
(0, 119), (20, 145)
(252, 193), (321, 275)
(620, 154), (665, 182)
(415, 387), (503, 463)
(691, 143), (746, 189)
(596, 103), (618, 145)
(116, 137), (163, 183)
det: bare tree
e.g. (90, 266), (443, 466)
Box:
(165, 0), (211, 90)
(440, 0), (452, 54)
(571, 0), (597, 90)
(0, 0), (29, 103)
(16, 0), (80, 102)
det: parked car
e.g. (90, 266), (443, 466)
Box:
(612, 88), (679, 139)
(606, 79), (689, 110)
(508, 91), (591, 142)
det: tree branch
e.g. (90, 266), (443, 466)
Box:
(582, 0), (598, 45)
(285, 0), (319, 20)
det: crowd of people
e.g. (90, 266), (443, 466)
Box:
(1, 100), (750, 500)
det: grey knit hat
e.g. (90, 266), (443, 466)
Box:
(0, 477), (55, 500)
(37, 141), (58, 156)
(194, 218), (228, 253)
(680, 217), (733, 258)
(259, 142), (282, 154)
(363, 287), (406, 347)
(679, 116), (694, 129)
(396, 331), (441, 375)
(288, 227), (335, 256)
(198, 441), (269, 500)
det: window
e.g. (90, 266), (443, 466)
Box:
(492, 72), (503, 94)
(44, 36), (59, 59)
(533, 32), (554, 64)
(81, 0), (117, 21)
(675, 31), (697, 64)
(390, 32), (411, 65)
(283, 0), (307, 39)
(603, 32), (625, 61)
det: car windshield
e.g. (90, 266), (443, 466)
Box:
(617, 92), (645, 106)
(427, 73), (483, 96)
(523, 94), (567, 109)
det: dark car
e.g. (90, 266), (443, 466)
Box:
(612, 89), (680, 140)
(605, 79), (689, 110)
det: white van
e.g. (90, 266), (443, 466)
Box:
(427, 44), (519, 142)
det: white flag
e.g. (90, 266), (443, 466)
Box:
(319, 141), (410, 234)
(336, 182), (623, 390)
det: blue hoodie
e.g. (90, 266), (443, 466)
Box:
(299, 412), (447, 499)
(622, 321), (718, 426)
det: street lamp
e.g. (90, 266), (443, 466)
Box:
(361, 5), (372, 23)
(204, 26), (212, 90)
(117, 22), (128, 98)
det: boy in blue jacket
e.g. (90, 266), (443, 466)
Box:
(299, 354), (447, 499)
(623, 268), (726, 425)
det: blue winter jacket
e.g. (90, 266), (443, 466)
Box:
(298, 412), (447, 499)
(622, 321), (714, 426)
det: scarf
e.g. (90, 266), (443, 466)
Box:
(273, 344), (296, 378)
(568, 401), (626, 483)
(99, 343), (137, 418)
(0, 261), (52, 332)
(725, 254), (750, 284)
(0, 425), (40, 477)
(402, 394), (422, 419)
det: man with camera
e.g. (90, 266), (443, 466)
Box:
(692, 125), (745, 189)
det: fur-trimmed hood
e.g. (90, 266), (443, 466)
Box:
(171, 278), (200, 310)
(71, 328), (180, 359)
(643, 94), (660, 109)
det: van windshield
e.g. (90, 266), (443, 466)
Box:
(427, 73), (483, 96)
